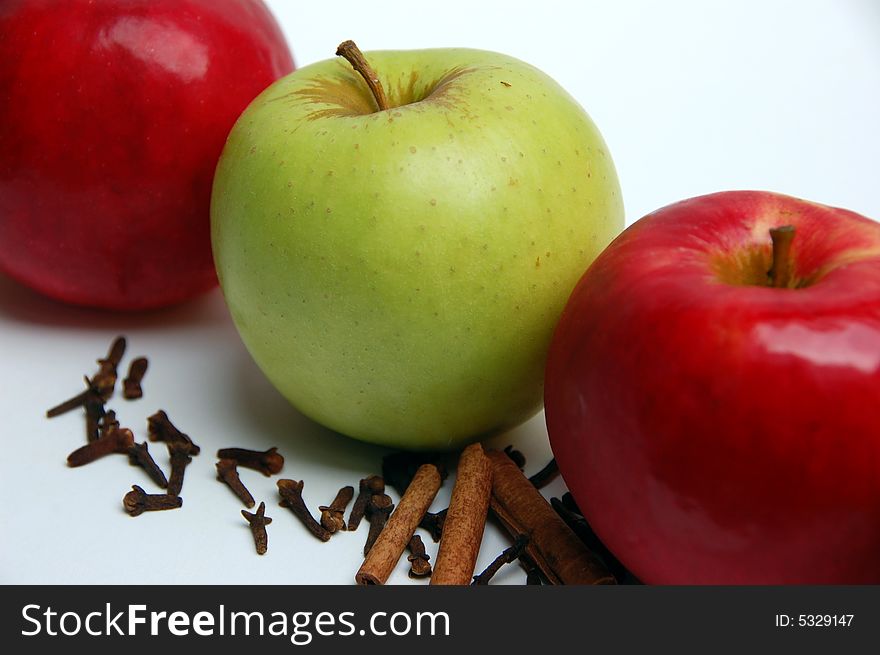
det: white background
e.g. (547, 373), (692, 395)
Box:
(1, 0), (878, 584)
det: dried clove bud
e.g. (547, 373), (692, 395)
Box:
(67, 425), (134, 467)
(242, 501), (272, 555)
(528, 458), (560, 489)
(122, 357), (148, 400)
(348, 475), (385, 531)
(363, 493), (394, 556)
(98, 410), (119, 438)
(407, 535), (432, 578)
(216, 459), (255, 508)
(46, 379), (92, 419)
(519, 555), (544, 585)
(319, 485), (354, 534)
(127, 441), (168, 489)
(472, 534), (531, 585)
(147, 410), (200, 455)
(216, 447), (283, 476)
(83, 379), (108, 442)
(97, 335), (127, 375)
(166, 440), (196, 497)
(123, 485), (182, 516)
(277, 479), (331, 542)
(46, 336), (125, 417)
(522, 555), (543, 585)
(418, 508), (447, 543)
(503, 445), (526, 470)
(561, 491), (580, 514)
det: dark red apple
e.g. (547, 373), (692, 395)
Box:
(0, 0), (293, 309)
(545, 190), (880, 584)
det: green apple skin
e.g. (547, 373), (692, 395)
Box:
(211, 48), (623, 449)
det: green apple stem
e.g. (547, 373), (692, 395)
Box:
(768, 225), (796, 288)
(336, 40), (390, 112)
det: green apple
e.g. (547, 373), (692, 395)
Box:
(211, 42), (623, 449)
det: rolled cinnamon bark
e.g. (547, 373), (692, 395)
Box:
(431, 443), (493, 585)
(355, 463), (442, 585)
(487, 449), (615, 585)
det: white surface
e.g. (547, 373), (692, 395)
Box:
(2, 0), (879, 584)
(0, 285), (558, 584)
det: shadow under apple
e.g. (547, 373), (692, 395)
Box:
(228, 344), (393, 477)
(0, 272), (228, 332)
(225, 336), (556, 482)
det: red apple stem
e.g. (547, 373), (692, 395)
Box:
(336, 40), (390, 112)
(768, 225), (796, 288)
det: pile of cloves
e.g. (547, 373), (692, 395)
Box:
(47, 337), (192, 514)
(46, 337), (634, 584)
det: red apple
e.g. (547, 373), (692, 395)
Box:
(545, 190), (880, 584)
(0, 0), (293, 309)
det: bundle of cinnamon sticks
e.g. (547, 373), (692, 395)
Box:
(355, 443), (616, 586)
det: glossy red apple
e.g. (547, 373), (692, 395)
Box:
(0, 0), (293, 309)
(545, 190), (880, 584)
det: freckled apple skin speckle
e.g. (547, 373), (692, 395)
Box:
(211, 48), (623, 449)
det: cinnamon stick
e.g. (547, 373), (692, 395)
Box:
(355, 464), (442, 585)
(431, 443), (493, 585)
(486, 449), (615, 585)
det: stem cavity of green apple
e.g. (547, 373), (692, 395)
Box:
(768, 225), (796, 288)
(336, 40), (390, 112)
